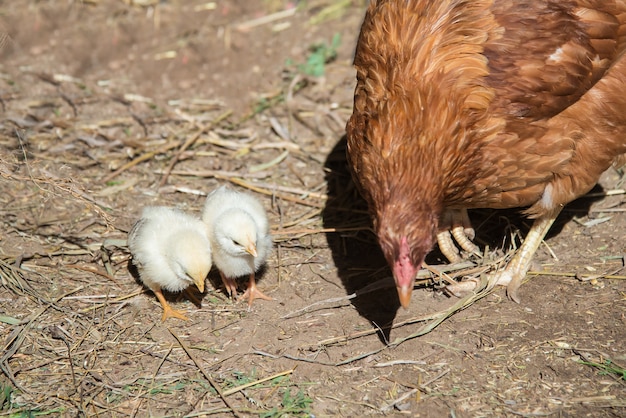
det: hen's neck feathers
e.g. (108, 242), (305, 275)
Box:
(350, 0), (503, 211)
(355, 0), (499, 110)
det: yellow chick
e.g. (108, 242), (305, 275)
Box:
(128, 206), (212, 321)
(202, 186), (272, 307)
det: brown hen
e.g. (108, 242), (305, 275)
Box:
(346, 0), (626, 308)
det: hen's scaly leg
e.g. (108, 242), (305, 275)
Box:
(219, 271), (239, 298)
(153, 288), (189, 321)
(240, 273), (272, 307)
(497, 213), (558, 303)
(437, 231), (462, 263)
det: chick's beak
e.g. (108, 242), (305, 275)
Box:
(191, 273), (205, 293)
(245, 242), (258, 257)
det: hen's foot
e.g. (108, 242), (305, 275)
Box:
(445, 213), (558, 302)
(444, 272), (512, 298)
(437, 209), (480, 263)
(240, 274), (272, 308)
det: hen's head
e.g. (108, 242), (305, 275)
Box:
(347, 105), (442, 308)
(375, 199), (439, 308)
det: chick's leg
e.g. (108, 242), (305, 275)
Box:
(240, 274), (272, 307)
(184, 288), (202, 307)
(219, 271), (239, 298)
(153, 288), (189, 321)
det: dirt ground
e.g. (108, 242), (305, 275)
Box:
(1, 1), (625, 417)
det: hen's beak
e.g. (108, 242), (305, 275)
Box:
(245, 242), (258, 257)
(397, 285), (412, 309)
(392, 237), (416, 309)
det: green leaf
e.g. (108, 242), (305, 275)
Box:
(0, 315), (20, 325)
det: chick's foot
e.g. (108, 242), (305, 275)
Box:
(154, 288), (189, 321)
(219, 272), (239, 299)
(240, 274), (272, 308)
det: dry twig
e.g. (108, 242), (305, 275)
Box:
(158, 110), (233, 187)
(167, 328), (241, 418)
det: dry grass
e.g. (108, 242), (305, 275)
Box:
(1, 1), (625, 416)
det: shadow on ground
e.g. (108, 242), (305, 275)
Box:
(322, 135), (399, 344)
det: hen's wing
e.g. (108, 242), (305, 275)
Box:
(486, 1), (626, 120)
(465, 1), (626, 212)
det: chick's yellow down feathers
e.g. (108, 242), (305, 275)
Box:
(128, 206), (212, 321)
(202, 186), (272, 307)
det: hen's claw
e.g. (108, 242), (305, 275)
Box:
(437, 230), (463, 263)
(438, 209), (480, 262)
(451, 225), (480, 255)
(444, 277), (481, 297)
(445, 212), (558, 302)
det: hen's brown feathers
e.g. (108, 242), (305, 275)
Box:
(347, 0), (626, 304)
(349, 0), (626, 215)
(349, 0), (503, 213)
(485, 2), (625, 119)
